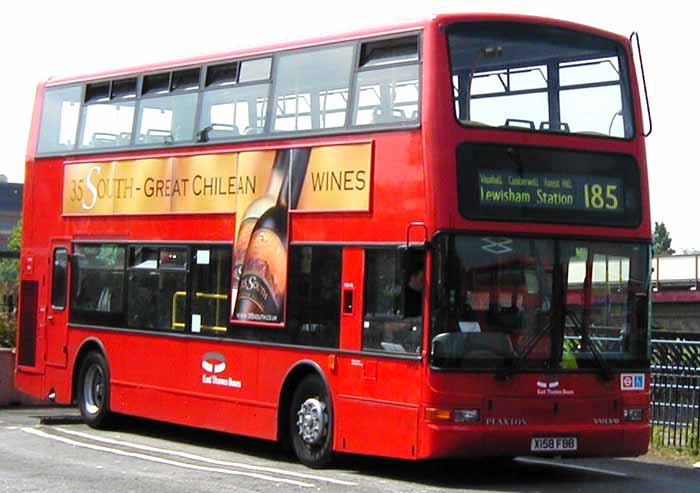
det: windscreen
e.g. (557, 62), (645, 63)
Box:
(448, 22), (634, 138)
(430, 235), (650, 371)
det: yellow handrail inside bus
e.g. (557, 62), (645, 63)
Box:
(171, 291), (228, 332)
(172, 292), (186, 329)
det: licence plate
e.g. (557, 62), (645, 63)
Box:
(530, 437), (578, 452)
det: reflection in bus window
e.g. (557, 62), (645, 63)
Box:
(430, 236), (649, 370)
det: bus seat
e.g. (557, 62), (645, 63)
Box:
(540, 122), (571, 133)
(145, 129), (174, 144)
(432, 332), (515, 359)
(90, 132), (118, 147)
(208, 124), (239, 139)
(460, 119), (491, 127)
(118, 132), (132, 145)
(372, 107), (407, 124)
(431, 332), (465, 359)
(503, 118), (535, 130)
(245, 126), (262, 135)
(463, 332), (514, 358)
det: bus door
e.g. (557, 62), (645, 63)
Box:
(45, 241), (70, 368)
(335, 246), (423, 459)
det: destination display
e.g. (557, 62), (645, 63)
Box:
(457, 143), (641, 227)
(479, 171), (624, 213)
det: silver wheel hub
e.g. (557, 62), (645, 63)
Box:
(296, 398), (327, 445)
(83, 365), (104, 415)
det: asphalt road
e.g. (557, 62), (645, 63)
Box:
(0, 406), (697, 492)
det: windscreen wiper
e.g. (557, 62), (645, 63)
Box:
(496, 320), (552, 380)
(565, 310), (613, 381)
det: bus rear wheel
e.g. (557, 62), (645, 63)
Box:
(77, 352), (114, 429)
(289, 374), (334, 468)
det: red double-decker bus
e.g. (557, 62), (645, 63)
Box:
(16, 13), (652, 467)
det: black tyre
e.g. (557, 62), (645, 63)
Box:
(77, 352), (114, 429)
(289, 374), (334, 468)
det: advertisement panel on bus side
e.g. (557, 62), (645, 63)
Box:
(62, 143), (373, 325)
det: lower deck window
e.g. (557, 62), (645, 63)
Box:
(363, 248), (424, 354)
(127, 246), (188, 331)
(70, 244), (126, 327)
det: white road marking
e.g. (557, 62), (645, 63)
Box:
(54, 427), (357, 486)
(517, 458), (629, 478)
(22, 427), (314, 488)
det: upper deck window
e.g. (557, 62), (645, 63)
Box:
(79, 99), (136, 149)
(171, 68), (200, 92)
(136, 68), (201, 145)
(37, 86), (82, 154)
(136, 93), (198, 145)
(85, 82), (110, 103)
(142, 73), (170, 95)
(111, 78), (137, 99)
(198, 58), (271, 141)
(272, 45), (354, 132)
(35, 33), (421, 157)
(79, 78), (139, 149)
(448, 22), (634, 139)
(239, 58), (272, 83)
(360, 36), (419, 67)
(353, 35), (420, 126)
(206, 62), (238, 87)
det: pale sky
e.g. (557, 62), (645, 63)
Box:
(0, 1), (691, 248)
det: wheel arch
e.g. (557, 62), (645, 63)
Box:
(71, 337), (108, 404)
(276, 359), (332, 445)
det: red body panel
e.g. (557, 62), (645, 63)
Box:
(16, 13), (651, 461)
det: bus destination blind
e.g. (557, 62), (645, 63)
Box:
(479, 171), (624, 214)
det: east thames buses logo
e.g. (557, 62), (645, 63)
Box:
(201, 352), (241, 389)
(536, 377), (574, 396)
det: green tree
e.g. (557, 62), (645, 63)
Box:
(653, 221), (675, 256)
(0, 218), (19, 347)
(0, 219), (20, 283)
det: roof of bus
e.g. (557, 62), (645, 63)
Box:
(44, 13), (627, 87)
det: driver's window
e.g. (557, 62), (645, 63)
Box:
(362, 248), (424, 353)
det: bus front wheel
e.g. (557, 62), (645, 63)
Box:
(77, 352), (114, 429)
(289, 374), (334, 468)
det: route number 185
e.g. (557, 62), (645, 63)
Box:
(584, 183), (619, 210)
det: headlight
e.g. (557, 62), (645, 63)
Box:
(425, 407), (480, 423)
(454, 409), (480, 423)
(623, 408), (644, 422)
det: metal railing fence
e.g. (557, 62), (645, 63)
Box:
(650, 337), (700, 451)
